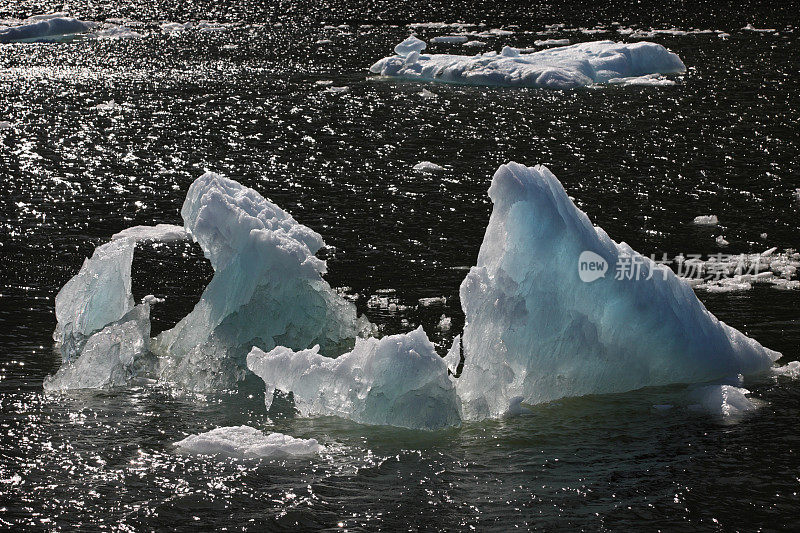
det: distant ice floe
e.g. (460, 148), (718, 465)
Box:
(175, 426), (324, 458)
(0, 15), (97, 43)
(247, 327), (461, 430)
(431, 35), (468, 44)
(607, 74), (676, 87)
(534, 38), (570, 47)
(693, 214), (719, 225)
(371, 38), (685, 89)
(413, 161), (444, 172)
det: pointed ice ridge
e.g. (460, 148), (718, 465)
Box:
(454, 163), (780, 420)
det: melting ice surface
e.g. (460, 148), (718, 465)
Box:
(247, 327), (461, 431)
(174, 426), (324, 458)
(452, 163), (781, 420)
(370, 38), (686, 89)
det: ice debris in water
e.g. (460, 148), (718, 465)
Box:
(607, 74), (676, 87)
(247, 327), (461, 430)
(174, 426), (323, 458)
(716, 235), (729, 246)
(431, 35), (468, 44)
(772, 361), (800, 379)
(693, 214), (718, 225)
(678, 247), (800, 292)
(451, 162), (780, 420)
(413, 161), (444, 172)
(0, 15), (97, 43)
(371, 39), (685, 89)
(534, 38), (571, 47)
(0, 121), (12, 130)
(688, 385), (758, 418)
(151, 172), (372, 390)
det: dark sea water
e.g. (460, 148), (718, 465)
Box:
(1, 1), (799, 530)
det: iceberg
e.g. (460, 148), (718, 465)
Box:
(370, 39), (685, 89)
(151, 172), (372, 390)
(247, 327), (461, 430)
(453, 163), (780, 420)
(0, 16), (97, 43)
(175, 426), (324, 458)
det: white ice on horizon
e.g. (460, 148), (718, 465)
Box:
(174, 426), (324, 458)
(247, 327), (461, 430)
(0, 16), (97, 43)
(452, 162), (780, 420)
(370, 39), (685, 89)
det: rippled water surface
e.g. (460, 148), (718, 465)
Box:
(1, 1), (799, 530)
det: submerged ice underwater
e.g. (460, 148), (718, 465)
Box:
(3, 3), (800, 530)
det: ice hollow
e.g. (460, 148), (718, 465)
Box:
(370, 39), (685, 89)
(453, 163), (780, 420)
(247, 327), (461, 430)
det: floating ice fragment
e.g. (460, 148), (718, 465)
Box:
(454, 163), (779, 420)
(419, 88), (437, 98)
(247, 327), (461, 430)
(462, 40), (486, 48)
(688, 385), (758, 418)
(394, 35), (426, 56)
(0, 121), (12, 130)
(323, 86), (349, 94)
(772, 361), (800, 379)
(431, 35), (468, 44)
(716, 235), (729, 246)
(534, 39), (570, 47)
(413, 161), (444, 172)
(607, 74), (676, 87)
(371, 39), (685, 89)
(92, 25), (142, 39)
(0, 16), (97, 43)
(693, 215), (718, 225)
(418, 296), (446, 306)
(175, 426), (324, 458)
(438, 315), (452, 332)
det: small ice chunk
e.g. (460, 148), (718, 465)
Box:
(142, 294), (165, 305)
(394, 35), (426, 56)
(500, 46), (520, 57)
(431, 35), (468, 44)
(324, 86), (349, 94)
(92, 25), (142, 39)
(688, 385), (758, 418)
(608, 74), (676, 87)
(247, 327), (461, 430)
(175, 426), (323, 458)
(161, 22), (190, 33)
(93, 100), (121, 111)
(418, 296), (446, 306)
(716, 235), (729, 246)
(413, 161), (444, 172)
(419, 88), (437, 98)
(0, 121), (12, 130)
(693, 215), (718, 225)
(760, 232), (768, 240)
(534, 38), (570, 47)
(462, 40), (486, 48)
(772, 361), (800, 379)
(438, 314), (452, 332)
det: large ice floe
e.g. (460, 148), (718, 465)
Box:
(247, 327), (461, 430)
(370, 36), (685, 88)
(48, 173), (371, 392)
(451, 163), (780, 420)
(0, 15), (97, 43)
(175, 426), (324, 458)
